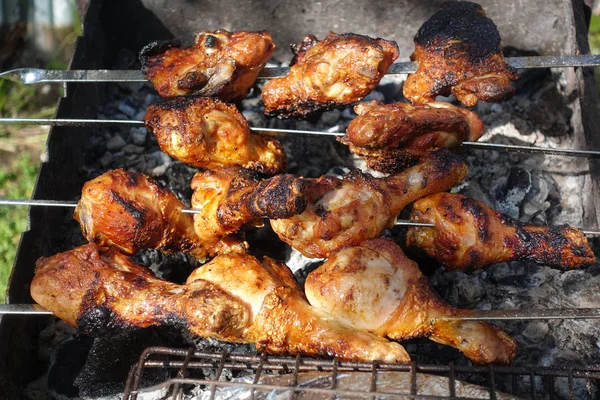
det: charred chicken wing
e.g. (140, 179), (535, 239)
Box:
(74, 169), (206, 258)
(190, 166), (313, 256)
(403, 1), (518, 106)
(31, 244), (410, 363)
(140, 30), (275, 100)
(306, 239), (516, 365)
(270, 150), (468, 258)
(262, 32), (399, 118)
(339, 100), (484, 172)
(406, 193), (596, 270)
(144, 96), (286, 175)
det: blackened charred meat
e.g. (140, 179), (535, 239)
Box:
(140, 30), (275, 100)
(190, 167), (314, 256)
(403, 1), (519, 106)
(261, 32), (399, 118)
(339, 100), (484, 172)
(31, 244), (410, 363)
(406, 192), (596, 270)
(74, 169), (207, 258)
(144, 96), (286, 175)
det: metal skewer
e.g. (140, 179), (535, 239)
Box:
(2, 117), (600, 158)
(2, 55), (600, 84)
(2, 303), (599, 321)
(1, 198), (599, 236)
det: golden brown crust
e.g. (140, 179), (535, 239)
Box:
(305, 239), (516, 365)
(403, 2), (518, 106)
(31, 244), (250, 339)
(270, 150), (468, 258)
(74, 169), (206, 258)
(406, 192), (596, 270)
(262, 32), (399, 118)
(32, 245), (410, 363)
(144, 96), (286, 174)
(141, 30), (275, 100)
(340, 100), (484, 172)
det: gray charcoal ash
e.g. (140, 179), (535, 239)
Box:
(122, 144), (145, 154)
(117, 101), (137, 118)
(242, 109), (265, 127)
(130, 127), (148, 145)
(106, 134), (126, 151)
(99, 151), (113, 168)
(490, 167), (532, 219)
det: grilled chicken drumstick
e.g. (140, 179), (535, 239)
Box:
(270, 150), (468, 258)
(144, 96), (286, 175)
(75, 168), (312, 258)
(262, 32), (399, 118)
(140, 30), (275, 100)
(339, 100), (484, 172)
(75, 169), (207, 258)
(406, 193), (596, 270)
(403, 1), (518, 106)
(305, 239), (516, 365)
(190, 166), (314, 256)
(31, 244), (410, 363)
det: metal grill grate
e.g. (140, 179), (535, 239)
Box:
(123, 347), (600, 399)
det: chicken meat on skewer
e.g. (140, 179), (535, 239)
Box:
(190, 166), (314, 256)
(31, 244), (410, 363)
(74, 168), (207, 258)
(270, 150), (468, 258)
(339, 100), (484, 172)
(144, 96), (286, 175)
(262, 32), (399, 118)
(75, 168), (313, 258)
(403, 1), (519, 106)
(140, 30), (275, 100)
(305, 239), (516, 365)
(406, 192), (596, 270)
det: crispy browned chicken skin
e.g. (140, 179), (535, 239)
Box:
(140, 30), (275, 100)
(31, 244), (410, 363)
(270, 150), (468, 258)
(262, 32), (399, 118)
(306, 239), (516, 365)
(339, 100), (484, 172)
(406, 193), (596, 270)
(403, 1), (518, 106)
(144, 96), (286, 175)
(74, 169), (207, 258)
(190, 167), (313, 256)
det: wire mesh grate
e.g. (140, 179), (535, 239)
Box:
(122, 347), (600, 400)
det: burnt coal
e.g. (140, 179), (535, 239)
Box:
(491, 166), (532, 218)
(48, 328), (180, 399)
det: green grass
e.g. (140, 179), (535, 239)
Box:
(590, 15), (600, 91)
(0, 155), (38, 302)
